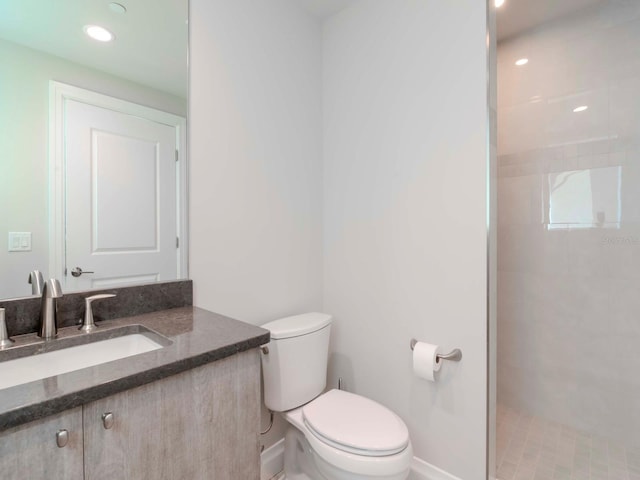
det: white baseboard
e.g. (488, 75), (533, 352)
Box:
(409, 456), (462, 480)
(260, 439), (459, 480)
(261, 439), (285, 480)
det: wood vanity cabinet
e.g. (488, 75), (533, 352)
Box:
(0, 407), (84, 480)
(0, 350), (261, 480)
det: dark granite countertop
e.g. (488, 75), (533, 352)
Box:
(0, 306), (270, 431)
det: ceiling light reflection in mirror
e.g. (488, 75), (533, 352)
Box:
(83, 25), (114, 42)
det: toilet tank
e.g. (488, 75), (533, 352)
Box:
(260, 313), (332, 412)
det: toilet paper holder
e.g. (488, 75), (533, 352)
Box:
(410, 339), (462, 363)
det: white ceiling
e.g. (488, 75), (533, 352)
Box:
(497, 0), (607, 41)
(0, 0), (611, 96)
(0, 0), (188, 98)
(297, 0), (358, 19)
(299, 0), (609, 39)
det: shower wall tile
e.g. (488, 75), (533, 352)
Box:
(602, 225), (640, 280)
(497, 175), (544, 225)
(576, 154), (609, 170)
(565, 230), (609, 278)
(498, 225), (569, 275)
(498, 0), (640, 450)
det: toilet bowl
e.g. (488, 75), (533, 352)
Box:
(284, 390), (413, 479)
(260, 313), (412, 480)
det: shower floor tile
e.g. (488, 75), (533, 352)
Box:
(496, 405), (640, 480)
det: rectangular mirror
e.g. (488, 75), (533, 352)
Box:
(0, 0), (188, 299)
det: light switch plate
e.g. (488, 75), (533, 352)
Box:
(8, 232), (32, 252)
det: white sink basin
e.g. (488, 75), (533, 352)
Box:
(0, 333), (165, 390)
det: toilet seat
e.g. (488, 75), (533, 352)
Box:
(302, 389), (409, 457)
(284, 393), (413, 478)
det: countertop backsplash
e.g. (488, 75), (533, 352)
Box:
(0, 280), (193, 337)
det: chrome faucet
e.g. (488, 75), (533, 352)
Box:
(28, 270), (45, 296)
(38, 279), (63, 339)
(0, 308), (15, 349)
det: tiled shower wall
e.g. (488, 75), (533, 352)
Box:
(497, 1), (640, 449)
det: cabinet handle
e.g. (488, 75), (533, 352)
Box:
(56, 429), (69, 448)
(102, 412), (114, 429)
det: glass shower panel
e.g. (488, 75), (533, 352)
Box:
(496, 1), (640, 478)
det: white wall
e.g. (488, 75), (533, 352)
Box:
(189, 0), (492, 475)
(188, 0), (323, 327)
(497, 1), (640, 449)
(188, 0), (324, 448)
(322, 2), (491, 479)
(0, 38), (186, 299)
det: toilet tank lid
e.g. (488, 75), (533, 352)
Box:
(261, 312), (332, 340)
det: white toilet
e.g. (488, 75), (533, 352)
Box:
(261, 313), (413, 480)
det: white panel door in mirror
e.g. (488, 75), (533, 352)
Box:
(93, 131), (158, 251)
(65, 99), (177, 291)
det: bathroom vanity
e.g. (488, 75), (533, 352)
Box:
(0, 306), (269, 480)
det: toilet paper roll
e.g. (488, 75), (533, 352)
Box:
(412, 341), (441, 381)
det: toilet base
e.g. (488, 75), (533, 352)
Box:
(283, 425), (320, 480)
(282, 425), (410, 480)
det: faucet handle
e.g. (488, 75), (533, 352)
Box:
(79, 294), (116, 333)
(85, 294), (117, 303)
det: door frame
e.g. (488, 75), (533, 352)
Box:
(48, 81), (188, 286)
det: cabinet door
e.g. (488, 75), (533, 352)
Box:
(0, 407), (83, 480)
(84, 349), (261, 480)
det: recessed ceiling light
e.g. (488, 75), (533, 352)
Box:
(108, 3), (127, 14)
(573, 105), (588, 113)
(495, 0), (505, 7)
(515, 58), (529, 66)
(83, 25), (115, 42)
